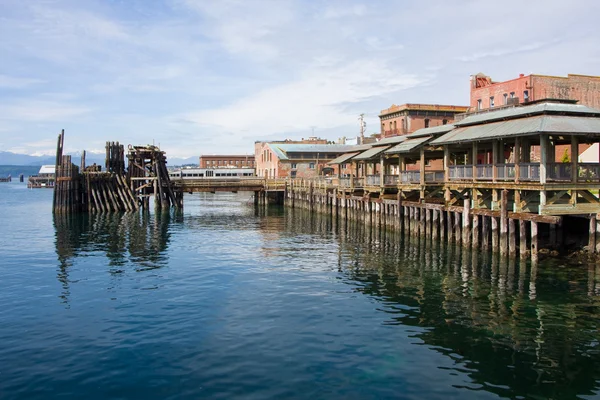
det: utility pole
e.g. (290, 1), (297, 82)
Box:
(358, 114), (367, 144)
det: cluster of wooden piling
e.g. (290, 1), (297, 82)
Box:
(127, 145), (182, 209)
(52, 130), (181, 213)
(284, 180), (562, 261)
(53, 132), (83, 213)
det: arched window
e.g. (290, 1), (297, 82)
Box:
(424, 119), (430, 128)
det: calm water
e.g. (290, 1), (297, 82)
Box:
(1, 182), (599, 400)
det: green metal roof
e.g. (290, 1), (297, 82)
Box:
(455, 102), (600, 127)
(353, 145), (391, 161)
(372, 135), (407, 145)
(328, 151), (360, 164)
(385, 135), (433, 154)
(431, 115), (600, 145)
(406, 124), (455, 138)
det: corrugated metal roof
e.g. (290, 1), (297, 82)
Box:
(432, 115), (600, 145)
(328, 152), (360, 164)
(39, 165), (55, 174)
(405, 124), (455, 138)
(268, 143), (354, 160)
(354, 145), (391, 161)
(373, 135), (407, 145)
(385, 136), (433, 154)
(456, 102), (600, 127)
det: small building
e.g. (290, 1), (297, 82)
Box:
(27, 165), (55, 188)
(199, 155), (255, 169)
(254, 141), (354, 179)
(470, 72), (600, 112)
(379, 103), (469, 138)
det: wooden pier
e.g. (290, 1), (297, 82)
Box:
(52, 130), (181, 213)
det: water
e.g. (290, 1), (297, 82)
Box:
(1, 182), (599, 400)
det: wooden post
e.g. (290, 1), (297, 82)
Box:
(492, 141), (499, 183)
(482, 215), (490, 250)
(514, 137), (521, 183)
(463, 198), (471, 246)
(472, 214), (479, 248)
(500, 190), (508, 256)
(432, 209), (439, 240)
(589, 216), (597, 253)
(491, 216), (498, 251)
(520, 220), (527, 258)
(540, 134), (548, 184)
(531, 221), (539, 263)
(509, 218), (516, 257)
(571, 136), (579, 183)
(419, 148), (425, 186)
(440, 208), (445, 242)
(454, 211), (461, 244)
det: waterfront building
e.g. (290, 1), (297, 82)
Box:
(379, 103), (469, 138)
(199, 154), (255, 168)
(27, 165), (55, 188)
(254, 138), (353, 179)
(470, 72), (600, 111)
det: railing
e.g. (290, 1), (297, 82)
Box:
(475, 164), (493, 180)
(547, 163), (572, 182)
(424, 170), (445, 182)
(365, 175), (381, 186)
(578, 163), (600, 182)
(448, 165), (473, 180)
(401, 171), (420, 183)
(353, 177), (364, 187)
(519, 163), (540, 181)
(339, 177), (352, 187)
(384, 175), (399, 185)
(496, 163), (515, 181)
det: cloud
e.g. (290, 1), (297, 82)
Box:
(455, 41), (560, 62)
(1, 101), (91, 122)
(182, 59), (422, 136)
(0, 75), (44, 88)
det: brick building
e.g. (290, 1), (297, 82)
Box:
(470, 73), (600, 111)
(254, 140), (353, 179)
(379, 104), (469, 138)
(199, 155), (255, 168)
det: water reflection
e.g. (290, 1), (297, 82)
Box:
(54, 211), (176, 303)
(283, 208), (600, 400)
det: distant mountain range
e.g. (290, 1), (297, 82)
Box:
(0, 151), (199, 167)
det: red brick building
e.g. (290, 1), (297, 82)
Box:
(379, 104), (469, 138)
(254, 139), (353, 179)
(470, 73), (600, 111)
(199, 155), (255, 168)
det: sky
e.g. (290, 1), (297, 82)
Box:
(1, 0), (599, 158)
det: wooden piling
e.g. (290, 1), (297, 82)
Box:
(463, 198), (471, 246)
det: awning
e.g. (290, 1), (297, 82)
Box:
(385, 136), (433, 154)
(328, 151), (360, 165)
(353, 145), (391, 161)
(431, 115), (600, 145)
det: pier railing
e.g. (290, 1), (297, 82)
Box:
(366, 175), (381, 186)
(449, 165), (473, 180)
(384, 175), (399, 185)
(578, 163), (600, 182)
(519, 163), (540, 181)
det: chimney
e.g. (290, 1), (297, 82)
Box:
(519, 73), (525, 78)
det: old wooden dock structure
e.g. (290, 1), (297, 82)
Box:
(52, 130), (182, 213)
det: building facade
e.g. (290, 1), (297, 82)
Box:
(379, 103), (469, 138)
(254, 140), (353, 179)
(470, 73), (600, 111)
(199, 155), (255, 168)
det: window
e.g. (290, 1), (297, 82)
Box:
(523, 90), (529, 102)
(490, 96), (495, 108)
(442, 119), (448, 125)
(510, 92), (515, 98)
(309, 162), (315, 169)
(424, 118), (430, 128)
(477, 99), (482, 110)
(291, 163), (297, 169)
(341, 163), (347, 169)
(503, 93), (508, 105)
